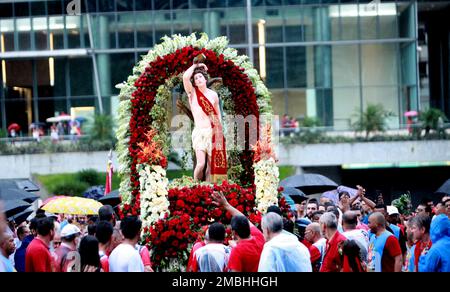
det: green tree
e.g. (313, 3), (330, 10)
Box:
(419, 108), (447, 135)
(76, 169), (102, 186)
(86, 114), (115, 142)
(353, 104), (392, 139)
(302, 117), (321, 128)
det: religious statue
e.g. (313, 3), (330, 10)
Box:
(181, 54), (227, 183)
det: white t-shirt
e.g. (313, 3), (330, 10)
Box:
(258, 232), (312, 272)
(194, 243), (231, 272)
(343, 229), (369, 262)
(313, 237), (327, 264)
(108, 243), (144, 272)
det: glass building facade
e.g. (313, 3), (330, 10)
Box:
(0, 0), (448, 134)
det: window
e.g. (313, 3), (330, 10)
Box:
(266, 47), (284, 89)
(70, 58), (93, 96)
(286, 46), (307, 88)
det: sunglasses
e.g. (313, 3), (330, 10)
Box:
(53, 241), (61, 247)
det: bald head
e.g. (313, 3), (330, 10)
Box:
(307, 222), (321, 234)
(305, 222), (322, 243)
(0, 232), (15, 257)
(371, 212), (386, 225)
(342, 211), (358, 231)
(368, 212), (386, 234)
(0, 232), (12, 243)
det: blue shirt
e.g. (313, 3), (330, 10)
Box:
(362, 214), (369, 225)
(0, 254), (15, 272)
(14, 234), (33, 273)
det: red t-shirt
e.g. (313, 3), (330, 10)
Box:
(381, 236), (402, 272)
(342, 254), (365, 272)
(54, 244), (77, 272)
(320, 231), (347, 272)
(187, 241), (206, 272)
(99, 251), (109, 272)
(308, 245), (321, 263)
(138, 245), (152, 268)
(308, 245), (322, 272)
(413, 240), (432, 272)
(227, 226), (265, 272)
(302, 239), (312, 249)
(25, 237), (54, 272)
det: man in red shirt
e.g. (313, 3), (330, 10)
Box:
(409, 214), (432, 272)
(54, 224), (81, 272)
(95, 221), (114, 272)
(319, 212), (347, 272)
(305, 222), (326, 272)
(367, 212), (402, 272)
(25, 217), (55, 272)
(211, 192), (265, 272)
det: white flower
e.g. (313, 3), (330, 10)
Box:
(254, 159), (279, 214)
(139, 164), (170, 227)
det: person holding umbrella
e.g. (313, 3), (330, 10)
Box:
(50, 124), (59, 143)
(404, 111), (417, 135)
(7, 123), (20, 145)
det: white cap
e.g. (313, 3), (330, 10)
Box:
(387, 205), (400, 216)
(60, 224), (81, 238)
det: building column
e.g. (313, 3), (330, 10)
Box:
(203, 11), (220, 39)
(97, 15), (111, 114)
(0, 80), (5, 131)
(313, 7), (333, 126)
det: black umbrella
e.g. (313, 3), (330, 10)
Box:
(281, 187), (307, 204)
(280, 173), (338, 195)
(3, 200), (31, 218)
(84, 185), (106, 200)
(0, 188), (39, 203)
(435, 179), (450, 196)
(98, 190), (121, 207)
(16, 180), (40, 192)
(8, 207), (33, 225)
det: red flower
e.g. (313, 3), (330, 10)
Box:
(212, 209), (222, 218)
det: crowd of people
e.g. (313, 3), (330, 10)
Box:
(1, 187), (449, 272)
(0, 205), (152, 272)
(6, 119), (81, 144)
(281, 114), (300, 136)
(187, 187), (450, 272)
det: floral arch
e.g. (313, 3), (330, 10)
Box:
(115, 34), (288, 271)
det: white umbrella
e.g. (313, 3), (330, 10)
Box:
(46, 115), (72, 123)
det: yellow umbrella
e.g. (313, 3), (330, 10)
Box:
(42, 197), (103, 215)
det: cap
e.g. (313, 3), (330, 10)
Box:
(267, 205), (282, 216)
(387, 205), (400, 216)
(60, 224), (81, 238)
(295, 218), (311, 228)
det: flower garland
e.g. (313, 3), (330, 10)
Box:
(115, 34), (282, 270)
(116, 33), (273, 218)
